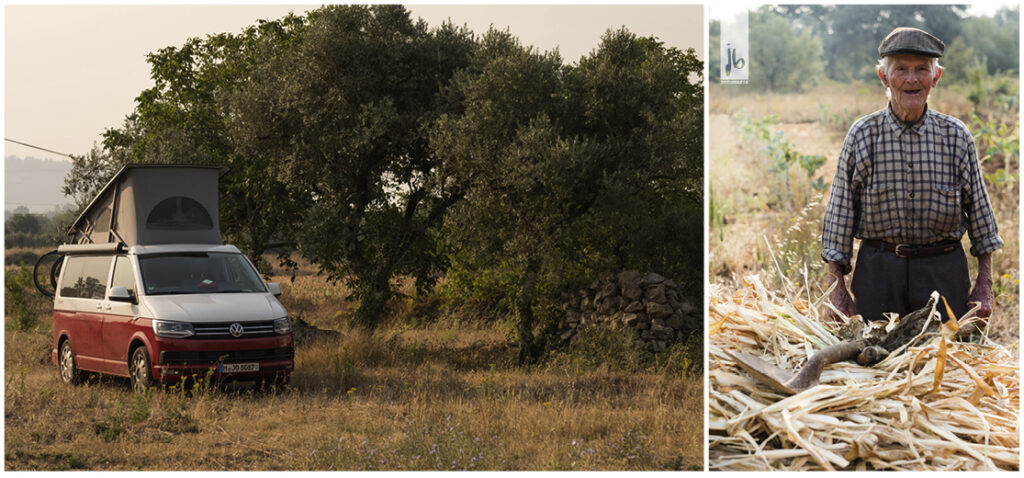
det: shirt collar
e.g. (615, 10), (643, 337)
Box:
(885, 103), (932, 135)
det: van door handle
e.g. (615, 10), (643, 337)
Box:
(104, 304), (112, 311)
(96, 303), (103, 311)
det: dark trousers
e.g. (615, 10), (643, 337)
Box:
(851, 241), (971, 323)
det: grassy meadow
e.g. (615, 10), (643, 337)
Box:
(709, 80), (1020, 346)
(4, 255), (702, 471)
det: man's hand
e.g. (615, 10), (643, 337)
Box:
(968, 253), (993, 319)
(827, 261), (856, 320)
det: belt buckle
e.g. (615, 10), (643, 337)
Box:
(894, 244), (910, 258)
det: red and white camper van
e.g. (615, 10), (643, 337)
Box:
(48, 165), (293, 390)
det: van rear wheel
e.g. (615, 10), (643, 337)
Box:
(130, 346), (153, 393)
(58, 340), (82, 385)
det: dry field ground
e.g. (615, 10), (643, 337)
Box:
(4, 256), (702, 471)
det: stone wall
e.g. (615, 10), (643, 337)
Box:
(559, 271), (701, 352)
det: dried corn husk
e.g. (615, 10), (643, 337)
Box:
(709, 275), (1020, 471)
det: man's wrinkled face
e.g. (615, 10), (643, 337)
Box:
(879, 54), (940, 122)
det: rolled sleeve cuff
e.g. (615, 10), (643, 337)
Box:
(970, 234), (1004, 257)
(821, 248), (852, 274)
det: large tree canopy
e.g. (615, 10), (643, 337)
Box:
(228, 5), (476, 327)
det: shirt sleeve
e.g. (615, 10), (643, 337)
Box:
(960, 127), (1003, 256)
(821, 127), (861, 273)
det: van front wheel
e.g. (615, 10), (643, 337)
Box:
(58, 340), (82, 385)
(130, 346), (153, 393)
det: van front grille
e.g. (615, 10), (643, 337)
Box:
(192, 321), (277, 339)
(159, 347), (294, 365)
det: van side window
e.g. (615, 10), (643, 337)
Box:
(59, 255), (111, 300)
(110, 255), (136, 297)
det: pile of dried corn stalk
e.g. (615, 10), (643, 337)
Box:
(709, 275), (1019, 471)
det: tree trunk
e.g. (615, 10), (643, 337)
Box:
(516, 260), (541, 365)
(350, 268), (392, 330)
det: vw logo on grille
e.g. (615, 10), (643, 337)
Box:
(229, 323), (245, 338)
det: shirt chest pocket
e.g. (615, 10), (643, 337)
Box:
(859, 184), (899, 237)
(927, 184), (962, 234)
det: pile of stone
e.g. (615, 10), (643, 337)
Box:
(559, 271), (701, 352)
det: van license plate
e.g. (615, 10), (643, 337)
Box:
(220, 363), (259, 373)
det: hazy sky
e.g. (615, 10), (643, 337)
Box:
(3, 4), (704, 164)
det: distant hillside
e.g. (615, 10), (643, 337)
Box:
(4, 156), (75, 214)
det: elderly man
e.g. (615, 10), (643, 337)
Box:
(821, 27), (1002, 327)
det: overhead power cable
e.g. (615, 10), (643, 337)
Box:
(4, 138), (73, 158)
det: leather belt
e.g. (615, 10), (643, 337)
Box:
(862, 239), (959, 258)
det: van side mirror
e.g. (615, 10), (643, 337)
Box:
(109, 286), (136, 304)
(267, 283), (282, 297)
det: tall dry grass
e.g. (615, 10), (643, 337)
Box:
(4, 261), (702, 470)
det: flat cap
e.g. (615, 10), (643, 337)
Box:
(879, 27), (944, 58)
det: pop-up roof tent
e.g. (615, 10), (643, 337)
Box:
(67, 165), (229, 247)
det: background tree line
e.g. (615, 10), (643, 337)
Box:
(4, 206), (77, 252)
(710, 5), (1019, 93)
(58, 5), (703, 363)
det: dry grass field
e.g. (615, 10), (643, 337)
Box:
(4, 255), (702, 471)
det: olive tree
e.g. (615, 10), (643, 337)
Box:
(435, 29), (703, 363)
(225, 5), (476, 328)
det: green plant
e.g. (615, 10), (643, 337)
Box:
(815, 104), (859, 135)
(92, 399), (127, 442)
(479, 363), (498, 399)
(129, 393), (152, 424)
(332, 346), (360, 392)
(659, 334), (703, 377)
(737, 113), (829, 211)
(964, 59), (1020, 113)
(708, 181), (726, 242)
(547, 326), (652, 373)
(971, 115), (1020, 207)
(5, 266), (40, 331)
(159, 397), (200, 435)
(972, 115), (1020, 167)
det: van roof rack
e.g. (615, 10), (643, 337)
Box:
(57, 242), (125, 255)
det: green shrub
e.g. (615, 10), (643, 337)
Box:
(5, 266), (41, 331)
(547, 326), (651, 373)
(657, 334), (703, 377)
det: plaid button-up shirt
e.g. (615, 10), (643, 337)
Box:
(821, 104), (1003, 272)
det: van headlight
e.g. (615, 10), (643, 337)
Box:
(153, 320), (194, 338)
(274, 317), (292, 335)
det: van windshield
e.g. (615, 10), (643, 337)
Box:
(138, 252), (267, 296)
